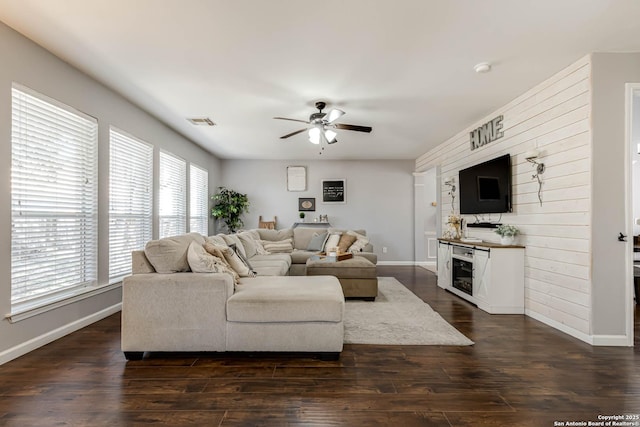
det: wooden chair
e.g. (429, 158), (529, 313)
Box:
(258, 216), (277, 230)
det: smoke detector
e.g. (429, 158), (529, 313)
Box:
(473, 62), (492, 74)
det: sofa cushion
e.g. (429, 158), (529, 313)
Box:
(201, 243), (241, 283)
(306, 231), (329, 252)
(227, 276), (344, 323)
(206, 234), (228, 246)
(144, 233), (205, 273)
(261, 238), (294, 253)
(249, 253), (293, 266)
(205, 242), (252, 277)
(346, 230), (370, 253)
(256, 228), (294, 242)
(187, 241), (240, 282)
(247, 260), (290, 276)
(223, 234), (246, 258)
(293, 227), (328, 250)
(324, 232), (342, 252)
(337, 234), (358, 253)
(237, 230), (261, 258)
(291, 249), (323, 265)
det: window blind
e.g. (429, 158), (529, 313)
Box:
(189, 164), (209, 235)
(159, 151), (186, 238)
(11, 84), (98, 308)
(109, 128), (153, 283)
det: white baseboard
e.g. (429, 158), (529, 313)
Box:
(591, 334), (633, 347)
(0, 303), (122, 366)
(525, 309), (593, 345)
(525, 309), (632, 347)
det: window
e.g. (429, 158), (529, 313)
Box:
(11, 84), (98, 309)
(189, 164), (209, 235)
(159, 151), (186, 238)
(109, 128), (153, 283)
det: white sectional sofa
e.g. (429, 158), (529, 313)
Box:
(121, 227), (376, 360)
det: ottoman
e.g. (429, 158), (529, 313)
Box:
(306, 256), (378, 301)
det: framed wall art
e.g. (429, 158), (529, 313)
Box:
(287, 166), (306, 191)
(298, 197), (316, 212)
(322, 179), (346, 203)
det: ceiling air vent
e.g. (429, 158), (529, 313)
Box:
(187, 117), (216, 126)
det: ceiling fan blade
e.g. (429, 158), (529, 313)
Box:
(334, 123), (373, 133)
(280, 128), (307, 139)
(274, 117), (309, 124)
(324, 108), (345, 123)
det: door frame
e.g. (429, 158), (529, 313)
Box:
(624, 83), (639, 346)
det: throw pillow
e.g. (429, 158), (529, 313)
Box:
(144, 232), (205, 273)
(230, 244), (257, 277)
(324, 232), (342, 252)
(261, 238), (294, 253)
(347, 230), (370, 253)
(306, 231), (329, 252)
(237, 231), (258, 258)
(337, 234), (358, 253)
(205, 234), (227, 247)
(222, 234), (247, 258)
(188, 242), (239, 284)
(204, 242), (251, 278)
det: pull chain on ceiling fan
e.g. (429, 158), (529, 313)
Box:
(274, 101), (372, 153)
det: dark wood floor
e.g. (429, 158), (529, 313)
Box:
(1, 266), (639, 426)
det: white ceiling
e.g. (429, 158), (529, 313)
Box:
(1, 0), (640, 160)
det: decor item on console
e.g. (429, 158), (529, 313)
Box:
(299, 212), (306, 222)
(495, 224), (519, 245)
(211, 187), (250, 233)
(445, 214), (463, 239)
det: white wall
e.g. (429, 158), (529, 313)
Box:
(590, 53), (640, 339)
(0, 22), (221, 363)
(416, 56), (594, 341)
(220, 159), (415, 262)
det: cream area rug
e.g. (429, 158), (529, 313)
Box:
(343, 277), (474, 346)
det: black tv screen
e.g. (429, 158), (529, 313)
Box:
(459, 154), (512, 214)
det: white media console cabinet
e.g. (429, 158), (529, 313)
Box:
(437, 238), (525, 314)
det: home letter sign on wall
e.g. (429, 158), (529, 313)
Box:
(470, 115), (504, 151)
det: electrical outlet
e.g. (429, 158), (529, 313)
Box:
(382, 247), (388, 254)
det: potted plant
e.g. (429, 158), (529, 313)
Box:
(495, 224), (519, 245)
(211, 187), (250, 233)
(299, 212), (306, 222)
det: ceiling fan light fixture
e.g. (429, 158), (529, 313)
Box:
(324, 129), (337, 143)
(325, 108), (345, 123)
(308, 127), (321, 144)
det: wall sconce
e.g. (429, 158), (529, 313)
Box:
(444, 176), (456, 212)
(525, 150), (545, 206)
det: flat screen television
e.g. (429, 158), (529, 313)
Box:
(459, 154), (512, 214)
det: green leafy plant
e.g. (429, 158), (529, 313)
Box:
(299, 212), (306, 219)
(211, 187), (250, 233)
(495, 224), (519, 237)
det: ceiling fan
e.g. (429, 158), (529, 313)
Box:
(274, 101), (372, 146)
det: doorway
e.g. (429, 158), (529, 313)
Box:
(414, 167), (438, 269)
(628, 84), (640, 343)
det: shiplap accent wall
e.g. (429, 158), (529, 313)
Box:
(416, 55), (592, 338)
